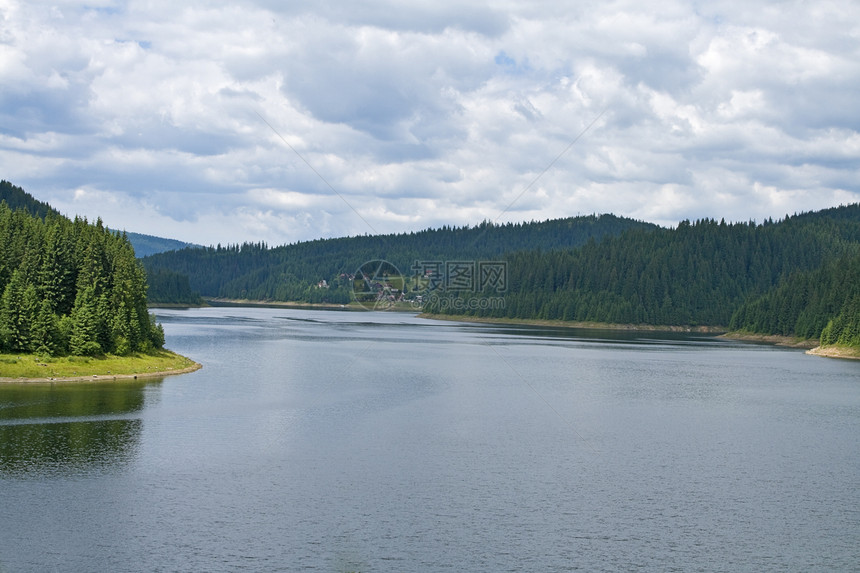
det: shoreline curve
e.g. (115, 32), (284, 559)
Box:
(0, 362), (202, 385)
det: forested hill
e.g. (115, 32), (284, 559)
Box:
(0, 202), (165, 356)
(425, 205), (860, 336)
(730, 251), (860, 346)
(142, 214), (657, 303)
(0, 180), (59, 220)
(120, 231), (200, 258)
(5, 177), (858, 346)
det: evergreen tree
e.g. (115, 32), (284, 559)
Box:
(0, 270), (37, 352)
(31, 298), (63, 355)
(0, 188), (166, 357)
(69, 285), (102, 356)
(38, 219), (77, 316)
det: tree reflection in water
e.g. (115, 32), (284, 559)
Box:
(0, 380), (161, 477)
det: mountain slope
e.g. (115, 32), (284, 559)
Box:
(730, 250), (860, 343)
(120, 231), (200, 258)
(425, 205), (860, 330)
(0, 180), (59, 220)
(142, 214), (658, 303)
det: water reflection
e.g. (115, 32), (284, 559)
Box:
(0, 380), (160, 477)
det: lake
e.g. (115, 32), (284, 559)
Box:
(1, 307), (859, 572)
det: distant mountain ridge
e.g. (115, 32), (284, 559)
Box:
(118, 231), (200, 258)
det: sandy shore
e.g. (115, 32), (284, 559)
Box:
(0, 362), (202, 384)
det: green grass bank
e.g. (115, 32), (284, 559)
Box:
(0, 350), (201, 383)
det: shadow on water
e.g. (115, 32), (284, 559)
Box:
(0, 380), (162, 478)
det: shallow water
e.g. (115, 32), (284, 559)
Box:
(1, 307), (858, 571)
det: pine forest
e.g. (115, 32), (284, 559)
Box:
(0, 198), (165, 356)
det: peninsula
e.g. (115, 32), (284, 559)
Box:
(0, 350), (201, 383)
(0, 181), (199, 382)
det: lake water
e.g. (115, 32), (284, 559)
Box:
(1, 307), (859, 572)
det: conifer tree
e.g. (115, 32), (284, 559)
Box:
(31, 298), (62, 355)
(69, 285), (102, 356)
(0, 194), (167, 357)
(0, 270), (35, 352)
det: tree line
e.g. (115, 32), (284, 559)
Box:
(143, 202), (860, 348)
(142, 214), (656, 303)
(730, 250), (860, 345)
(12, 175), (855, 349)
(0, 201), (164, 356)
(423, 205), (860, 346)
(0, 180), (58, 220)
(146, 268), (204, 305)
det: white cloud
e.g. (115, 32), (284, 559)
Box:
(0, 0), (858, 246)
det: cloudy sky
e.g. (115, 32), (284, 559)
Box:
(1, 0), (858, 246)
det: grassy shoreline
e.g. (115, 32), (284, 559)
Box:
(0, 350), (201, 384)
